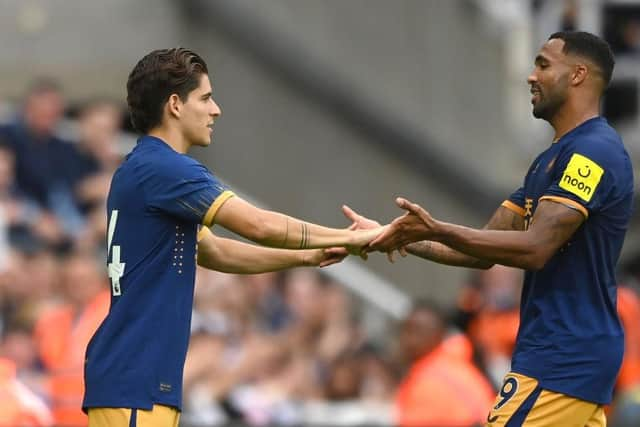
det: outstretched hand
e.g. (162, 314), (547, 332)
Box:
(305, 247), (349, 268)
(348, 225), (388, 257)
(367, 197), (438, 253)
(342, 205), (381, 230)
(342, 205), (407, 262)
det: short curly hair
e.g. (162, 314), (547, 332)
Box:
(126, 48), (208, 134)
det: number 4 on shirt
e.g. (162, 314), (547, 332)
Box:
(107, 210), (126, 296)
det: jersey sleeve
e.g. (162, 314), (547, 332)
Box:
(540, 144), (612, 218)
(146, 158), (234, 225)
(501, 187), (526, 217)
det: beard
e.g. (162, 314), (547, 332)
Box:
(532, 91), (566, 121)
(532, 78), (569, 121)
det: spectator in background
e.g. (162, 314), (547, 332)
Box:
(301, 347), (396, 427)
(0, 79), (81, 244)
(0, 356), (52, 427)
(71, 99), (123, 215)
(184, 269), (307, 426)
(0, 145), (16, 270)
(315, 279), (363, 366)
(70, 99), (124, 252)
(182, 270), (242, 426)
(456, 265), (521, 388)
(608, 19), (640, 55)
(0, 326), (41, 386)
(0, 142), (65, 252)
(560, 0), (578, 31)
(32, 252), (109, 427)
(282, 270), (362, 368)
(616, 284), (640, 392)
(610, 387), (640, 427)
(395, 300), (494, 427)
(0, 247), (60, 344)
(610, 283), (640, 426)
(184, 270), (323, 425)
(324, 345), (396, 401)
(0, 316), (51, 419)
(241, 272), (290, 334)
(0, 252), (27, 337)
(182, 268), (392, 426)
(323, 352), (364, 402)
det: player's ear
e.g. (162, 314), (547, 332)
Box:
(571, 63), (588, 86)
(167, 93), (182, 119)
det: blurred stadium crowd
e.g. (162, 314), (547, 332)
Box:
(0, 80), (640, 427)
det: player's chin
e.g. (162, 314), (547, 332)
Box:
(195, 135), (212, 147)
(531, 102), (545, 118)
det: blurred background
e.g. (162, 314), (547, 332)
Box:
(0, 0), (639, 426)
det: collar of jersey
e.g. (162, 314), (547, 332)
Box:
(553, 116), (604, 144)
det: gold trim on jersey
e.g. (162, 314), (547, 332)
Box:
(203, 190), (235, 227)
(539, 195), (588, 219)
(197, 226), (212, 242)
(501, 200), (526, 217)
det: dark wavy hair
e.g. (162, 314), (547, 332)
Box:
(126, 48), (208, 134)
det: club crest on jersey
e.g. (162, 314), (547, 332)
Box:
(559, 153), (603, 202)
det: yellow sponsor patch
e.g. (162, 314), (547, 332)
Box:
(559, 153), (604, 202)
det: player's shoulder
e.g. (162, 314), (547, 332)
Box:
(559, 118), (633, 200)
(565, 118), (628, 165)
(129, 136), (208, 175)
(571, 117), (620, 144)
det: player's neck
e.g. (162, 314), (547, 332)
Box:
(549, 101), (599, 142)
(147, 127), (190, 154)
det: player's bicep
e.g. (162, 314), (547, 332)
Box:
(527, 199), (584, 256)
(484, 205), (525, 231)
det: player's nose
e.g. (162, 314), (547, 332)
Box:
(210, 98), (221, 117)
(526, 71), (537, 85)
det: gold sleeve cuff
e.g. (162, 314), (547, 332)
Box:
(539, 196), (588, 219)
(202, 190), (235, 227)
(501, 200), (526, 217)
(197, 226), (212, 242)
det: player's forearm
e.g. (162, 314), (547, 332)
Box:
(256, 210), (374, 249)
(278, 216), (351, 249)
(212, 196), (380, 250)
(406, 241), (493, 269)
(197, 235), (314, 274)
(433, 222), (543, 270)
(404, 205), (523, 268)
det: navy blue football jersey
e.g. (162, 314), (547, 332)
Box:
(502, 117), (634, 404)
(83, 136), (234, 410)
